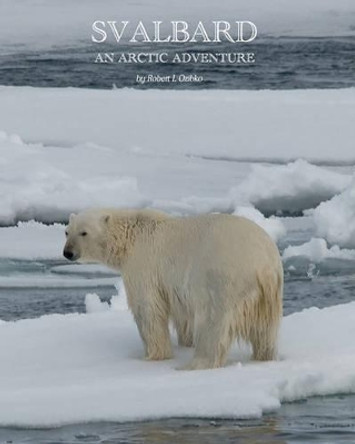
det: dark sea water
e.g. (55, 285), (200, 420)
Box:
(0, 37), (354, 90)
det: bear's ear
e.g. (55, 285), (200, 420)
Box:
(69, 213), (76, 223)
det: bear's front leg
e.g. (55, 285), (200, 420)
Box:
(132, 301), (173, 361)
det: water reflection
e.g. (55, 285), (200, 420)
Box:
(126, 418), (287, 444)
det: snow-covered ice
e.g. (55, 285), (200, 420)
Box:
(0, 292), (355, 427)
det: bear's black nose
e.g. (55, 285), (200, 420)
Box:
(63, 250), (74, 260)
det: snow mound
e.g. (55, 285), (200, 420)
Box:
(85, 283), (128, 313)
(0, 129), (24, 145)
(233, 206), (286, 242)
(282, 238), (355, 263)
(85, 294), (110, 313)
(312, 178), (355, 248)
(231, 160), (351, 215)
(1, 300), (355, 427)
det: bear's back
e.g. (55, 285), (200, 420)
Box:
(140, 213), (281, 276)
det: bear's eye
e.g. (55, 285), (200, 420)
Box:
(80, 231), (88, 237)
(65, 231), (68, 237)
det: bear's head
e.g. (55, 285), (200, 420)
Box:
(63, 211), (110, 263)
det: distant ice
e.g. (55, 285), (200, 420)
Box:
(231, 159), (352, 215)
(0, 297), (355, 427)
(0, 131), (147, 225)
(0, 87), (354, 163)
(0, 87), (353, 227)
(0, 118), (353, 226)
(283, 237), (355, 263)
(311, 179), (355, 248)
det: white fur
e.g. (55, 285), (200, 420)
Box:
(64, 209), (283, 370)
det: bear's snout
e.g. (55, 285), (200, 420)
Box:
(63, 249), (76, 261)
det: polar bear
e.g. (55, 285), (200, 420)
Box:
(63, 208), (283, 370)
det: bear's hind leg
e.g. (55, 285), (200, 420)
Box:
(250, 271), (282, 361)
(250, 323), (279, 361)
